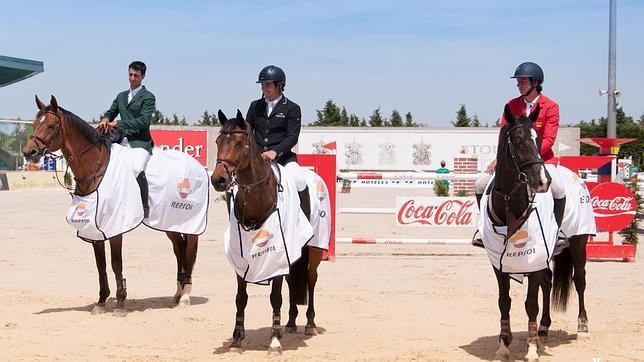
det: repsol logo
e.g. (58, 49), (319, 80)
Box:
(505, 248), (536, 258)
(171, 201), (194, 210)
(70, 218), (90, 224)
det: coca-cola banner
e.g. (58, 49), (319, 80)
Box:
(589, 182), (637, 232)
(396, 197), (477, 227)
(151, 130), (207, 166)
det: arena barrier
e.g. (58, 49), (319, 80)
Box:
(337, 237), (471, 245)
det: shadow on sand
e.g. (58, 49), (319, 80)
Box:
(35, 295), (208, 314)
(459, 329), (577, 360)
(213, 326), (327, 355)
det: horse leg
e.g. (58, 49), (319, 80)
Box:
(167, 232), (186, 304)
(109, 235), (127, 317)
(91, 241), (110, 315)
(570, 235), (589, 335)
(178, 234), (198, 306)
(525, 272), (542, 362)
(230, 275), (248, 350)
(539, 268), (553, 338)
(305, 248), (323, 336)
(268, 276), (284, 355)
(285, 276), (298, 333)
(493, 268), (512, 359)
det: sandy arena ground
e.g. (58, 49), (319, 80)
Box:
(1, 187), (644, 361)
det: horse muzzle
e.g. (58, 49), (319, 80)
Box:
(22, 146), (45, 163)
(211, 174), (230, 192)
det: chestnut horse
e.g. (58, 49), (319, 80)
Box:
(211, 110), (324, 354)
(22, 96), (199, 317)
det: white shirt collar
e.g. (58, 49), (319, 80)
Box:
(524, 95), (540, 115)
(129, 85), (143, 98)
(265, 94), (282, 107)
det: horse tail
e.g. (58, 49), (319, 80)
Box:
(290, 246), (309, 305)
(552, 246), (573, 311)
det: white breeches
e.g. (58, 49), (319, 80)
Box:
(285, 161), (307, 192)
(121, 137), (150, 176)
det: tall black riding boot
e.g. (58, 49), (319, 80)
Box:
(136, 171), (150, 218)
(475, 193), (482, 210)
(553, 196), (568, 255)
(298, 186), (311, 221)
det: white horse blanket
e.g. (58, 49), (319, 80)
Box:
(66, 145), (208, 242)
(480, 166), (597, 281)
(304, 168), (331, 251)
(479, 176), (558, 281)
(224, 164), (325, 284)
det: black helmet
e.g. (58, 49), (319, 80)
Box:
(511, 62), (544, 84)
(256, 65), (286, 85)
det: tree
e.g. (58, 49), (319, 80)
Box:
(198, 110), (212, 126)
(171, 114), (180, 125)
(150, 109), (165, 125)
(340, 107), (350, 126)
(368, 107), (385, 127)
(313, 100), (342, 126)
(404, 111), (418, 127)
(451, 104), (470, 127)
(180, 116), (188, 126)
(348, 114), (361, 127)
(494, 118), (501, 127)
(471, 114), (481, 127)
(390, 109), (403, 127)
(359, 118), (367, 127)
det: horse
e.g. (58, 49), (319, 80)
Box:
(479, 104), (565, 361)
(22, 95), (202, 317)
(211, 110), (326, 354)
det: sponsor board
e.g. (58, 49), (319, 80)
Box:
(151, 130), (207, 166)
(337, 179), (453, 188)
(4, 172), (59, 190)
(395, 196), (477, 227)
(589, 182), (637, 231)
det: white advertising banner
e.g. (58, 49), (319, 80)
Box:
(395, 196), (478, 227)
(299, 127), (580, 172)
(299, 128), (498, 171)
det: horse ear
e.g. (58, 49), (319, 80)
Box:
(529, 104), (540, 123)
(50, 95), (59, 111)
(503, 104), (515, 124)
(217, 109), (227, 125)
(35, 95), (45, 110)
(235, 109), (246, 129)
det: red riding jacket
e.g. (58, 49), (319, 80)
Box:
(500, 94), (559, 164)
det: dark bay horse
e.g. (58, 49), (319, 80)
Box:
(22, 95), (199, 317)
(485, 104), (561, 361)
(211, 110), (323, 354)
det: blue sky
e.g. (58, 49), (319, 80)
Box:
(1, 0), (643, 126)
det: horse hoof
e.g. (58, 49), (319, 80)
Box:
(305, 326), (318, 336)
(577, 331), (590, 340)
(91, 305), (106, 315)
(113, 308), (127, 318)
(525, 342), (539, 362)
(495, 342), (509, 359)
(229, 344), (243, 353)
(285, 325), (297, 333)
(177, 296), (191, 307)
(268, 336), (282, 356)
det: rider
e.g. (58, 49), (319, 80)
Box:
(98, 61), (155, 218)
(473, 62), (567, 254)
(245, 65), (311, 219)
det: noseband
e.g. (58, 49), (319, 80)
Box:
(29, 111), (62, 156)
(504, 123), (544, 190)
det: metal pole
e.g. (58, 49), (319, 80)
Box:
(607, 0), (617, 138)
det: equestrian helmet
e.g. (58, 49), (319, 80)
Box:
(511, 62), (544, 84)
(256, 65), (286, 85)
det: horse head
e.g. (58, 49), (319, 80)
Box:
(22, 95), (65, 162)
(211, 109), (252, 191)
(500, 104), (550, 193)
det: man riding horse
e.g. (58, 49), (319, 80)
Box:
(474, 62), (567, 254)
(98, 61), (155, 218)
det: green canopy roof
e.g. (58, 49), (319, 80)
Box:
(0, 55), (44, 88)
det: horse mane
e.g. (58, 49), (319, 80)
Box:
(37, 106), (109, 147)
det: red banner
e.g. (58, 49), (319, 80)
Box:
(151, 130), (208, 166)
(589, 182), (637, 231)
(395, 197), (477, 227)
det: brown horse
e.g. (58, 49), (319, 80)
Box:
(22, 95), (199, 317)
(211, 110), (323, 354)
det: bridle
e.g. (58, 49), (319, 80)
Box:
(30, 110), (106, 191)
(215, 127), (274, 193)
(490, 121), (545, 232)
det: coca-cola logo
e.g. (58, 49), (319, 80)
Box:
(589, 182), (637, 232)
(397, 198), (475, 226)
